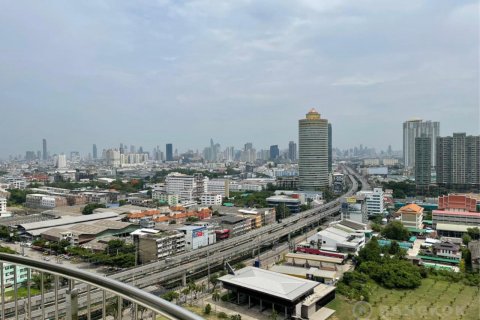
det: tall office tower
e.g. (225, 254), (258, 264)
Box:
(436, 136), (453, 185)
(436, 133), (480, 187)
(288, 141), (297, 161)
(414, 135), (432, 187)
(328, 123), (332, 173)
(56, 154), (67, 169)
(269, 145), (279, 160)
(298, 108), (329, 191)
(166, 143), (173, 161)
(92, 144), (97, 159)
(42, 139), (47, 161)
(25, 151), (36, 161)
(130, 145), (135, 154)
(466, 135), (480, 187)
(37, 151), (41, 160)
(403, 119), (440, 168)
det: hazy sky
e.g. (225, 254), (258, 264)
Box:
(1, 0), (478, 158)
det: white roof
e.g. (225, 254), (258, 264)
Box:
(269, 265), (337, 280)
(436, 223), (470, 232)
(219, 267), (318, 301)
(19, 212), (119, 234)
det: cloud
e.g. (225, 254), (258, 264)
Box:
(0, 0), (478, 157)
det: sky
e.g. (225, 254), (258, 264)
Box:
(0, 0), (478, 158)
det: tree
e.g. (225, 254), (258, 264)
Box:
(358, 237), (382, 263)
(186, 216), (200, 222)
(371, 223), (382, 232)
(275, 204), (291, 221)
(209, 274), (219, 290)
(230, 314), (242, 320)
(381, 221), (410, 241)
(388, 241), (401, 255)
(467, 227), (480, 240)
(204, 304), (212, 315)
(82, 203), (106, 215)
(118, 199), (128, 206)
(463, 234), (472, 245)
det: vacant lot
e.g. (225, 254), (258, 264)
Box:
(327, 278), (479, 320)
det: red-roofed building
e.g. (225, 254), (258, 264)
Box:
(397, 203), (424, 229)
(438, 194), (478, 212)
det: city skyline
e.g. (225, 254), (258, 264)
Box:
(0, 1), (478, 158)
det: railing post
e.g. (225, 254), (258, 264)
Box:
(67, 279), (79, 320)
(0, 262), (4, 320)
(117, 296), (123, 320)
(41, 272), (45, 320)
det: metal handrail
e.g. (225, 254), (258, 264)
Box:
(0, 253), (204, 320)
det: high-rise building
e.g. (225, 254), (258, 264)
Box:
(436, 133), (480, 187)
(298, 108), (329, 191)
(42, 139), (47, 161)
(403, 119), (440, 168)
(288, 141), (297, 161)
(328, 123), (332, 173)
(415, 135), (432, 187)
(56, 154), (67, 169)
(269, 145), (279, 160)
(166, 143), (173, 161)
(93, 144), (97, 159)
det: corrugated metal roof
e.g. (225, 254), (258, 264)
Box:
(219, 266), (318, 301)
(19, 212), (119, 232)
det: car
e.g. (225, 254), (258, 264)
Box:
(43, 257), (50, 261)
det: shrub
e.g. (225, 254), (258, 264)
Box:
(204, 304), (211, 315)
(217, 312), (228, 319)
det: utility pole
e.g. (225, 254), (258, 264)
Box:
(207, 249), (210, 292)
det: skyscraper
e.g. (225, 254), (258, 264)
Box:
(436, 133), (480, 187)
(92, 144), (97, 159)
(414, 135), (431, 187)
(166, 143), (173, 161)
(288, 141), (297, 161)
(403, 119), (440, 168)
(269, 145), (279, 160)
(328, 123), (332, 173)
(42, 139), (47, 161)
(298, 108), (329, 191)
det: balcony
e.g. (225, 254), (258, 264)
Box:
(0, 253), (202, 320)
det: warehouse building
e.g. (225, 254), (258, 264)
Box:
(219, 267), (335, 319)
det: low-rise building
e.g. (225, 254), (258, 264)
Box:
(307, 220), (367, 254)
(220, 215), (251, 237)
(2, 264), (29, 288)
(397, 203), (424, 229)
(152, 191), (179, 206)
(133, 229), (185, 263)
(266, 195), (301, 214)
(176, 225), (213, 250)
(200, 193), (223, 206)
(432, 242), (461, 261)
(468, 240), (480, 271)
(341, 195), (368, 224)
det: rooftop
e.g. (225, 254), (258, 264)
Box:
(397, 203), (424, 215)
(219, 267), (319, 301)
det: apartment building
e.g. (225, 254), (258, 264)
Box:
(165, 173), (207, 202)
(134, 229), (186, 263)
(200, 193), (223, 206)
(206, 179), (230, 197)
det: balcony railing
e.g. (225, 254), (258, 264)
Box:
(0, 253), (203, 320)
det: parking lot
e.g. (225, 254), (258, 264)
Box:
(0, 241), (105, 274)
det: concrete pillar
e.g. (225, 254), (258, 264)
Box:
(248, 296), (251, 309)
(182, 273), (187, 287)
(237, 291), (240, 304)
(285, 306), (288, 319)
(260, 299), (263, 311)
